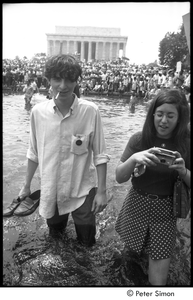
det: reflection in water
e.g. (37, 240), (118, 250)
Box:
(3, 94), (190, 286)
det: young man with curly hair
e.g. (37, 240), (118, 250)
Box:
(18, 54), (110, 246)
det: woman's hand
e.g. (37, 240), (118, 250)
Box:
(169, 151), (186, 177)
(116, 147), (160, 183)
(132, 147), (161, 167)
(169, 151), (190, 188)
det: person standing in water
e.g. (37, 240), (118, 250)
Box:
(23, 79), (34, 104)
(115, 89), (190, 285)
(18, 54), (110, 247)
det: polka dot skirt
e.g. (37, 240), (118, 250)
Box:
(115, 187), (177, 260)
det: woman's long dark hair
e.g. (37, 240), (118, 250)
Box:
(141, 89), (190, 158)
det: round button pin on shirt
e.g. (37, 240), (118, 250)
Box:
(76, 139), (82, 146)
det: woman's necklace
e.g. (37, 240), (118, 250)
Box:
(161, 143), (166, 148)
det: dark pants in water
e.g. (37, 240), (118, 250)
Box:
(46, 188), (96, 246)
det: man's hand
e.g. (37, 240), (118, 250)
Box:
(91, 191), (107, 215)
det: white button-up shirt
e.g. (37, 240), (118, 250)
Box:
(27, 95), (110, 218)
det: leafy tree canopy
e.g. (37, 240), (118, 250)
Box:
(158, 24), (189, 70)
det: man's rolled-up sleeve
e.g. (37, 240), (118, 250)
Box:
(92, 108), (110, 166)
(26, 111), (39, 163)
(94, 153), (110, 166)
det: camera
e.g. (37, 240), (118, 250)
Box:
(154, 147), (176, 166)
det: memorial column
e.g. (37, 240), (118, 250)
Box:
(88, 41), (92, 61)
(71, 41), (75, 54)
(60, 41), (63, 54)
(53, 40), (56, 55)
(109, 42), (113, 60)
(123, 43), (126, 57)
(117, 42), (120, 58)
(66, 40), (70, 54)
(102, 42), (106, 60)
(95, 41), (99, 60)
(81, 41), (85, 61)
(74, 41), (78, 54)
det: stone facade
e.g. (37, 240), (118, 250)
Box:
(46, 26), (128, 61)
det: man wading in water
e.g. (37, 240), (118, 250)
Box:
(18, 54), (110, 246)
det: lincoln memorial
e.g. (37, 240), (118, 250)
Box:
(46, 26), (128, 61)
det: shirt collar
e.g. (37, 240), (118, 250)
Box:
(70, 94), (78, 114)
(52, 93), (78, 115)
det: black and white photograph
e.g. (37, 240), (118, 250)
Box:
(2, 2), (191, 297)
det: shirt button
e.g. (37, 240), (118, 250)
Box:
(76, 140), (82, 146)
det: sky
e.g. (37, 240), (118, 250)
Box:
(3, 2), (190, 65)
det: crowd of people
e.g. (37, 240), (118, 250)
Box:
(3, 56), (48, 94)
(3, 55), (191, 103)
(78, 61), (190, 101)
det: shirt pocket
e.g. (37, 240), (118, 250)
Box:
(70, 134), (89, 155)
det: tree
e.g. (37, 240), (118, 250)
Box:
(158, 24), (189, 70)
(147, 61), (159, 68)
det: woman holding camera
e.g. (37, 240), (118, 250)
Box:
(115, 89), (190, 286)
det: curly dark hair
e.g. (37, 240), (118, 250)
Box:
(44, 54), (82, 82)
(140, 88), (190, 158)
